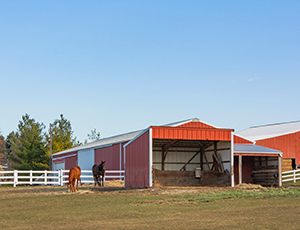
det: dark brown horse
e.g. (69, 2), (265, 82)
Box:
(67, 166), (81, 192)
(92, 161), (106, 186)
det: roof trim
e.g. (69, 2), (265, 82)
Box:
(53, 129), (144, 156)
(163, 118), (219, 129)
(234, 144), (282, 156)
(233, 133), (254, 144)
(123, 127), (150, 148)
(250, 120), (300, 129)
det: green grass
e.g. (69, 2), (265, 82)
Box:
(1, 186), (300, 229)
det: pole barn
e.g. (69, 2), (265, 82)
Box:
(236, 121), (300, 172)
(124, 118), (235, 188)
(52, 118), (284, 188)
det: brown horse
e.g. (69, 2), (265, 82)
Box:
(67, 166), (81, 192)
(92, 161), (106, 186)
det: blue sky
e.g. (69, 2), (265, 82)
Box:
(0, 1), (299, 143)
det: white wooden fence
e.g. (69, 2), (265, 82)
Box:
(282, 169), (300, 183)
(0, 170), (124, 187)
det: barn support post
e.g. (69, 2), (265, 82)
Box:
(231, 132), (234, 187)
(238, 155), (242, 184)
(200, 148), (203, 170)
(278, 155), (282, 187)
(161, 147), (165, 171)
(149, 128), (153, 187)
(119, 143), (122, 178)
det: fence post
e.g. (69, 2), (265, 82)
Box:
(13, 170), (17, 187)
(60, 169), (63, 186)
(293, 169), (296, 183)
(30, 170), (33, 185)
(44, 170), (47, 185)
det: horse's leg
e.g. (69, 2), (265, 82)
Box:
(72, 180), (75, 192)
(97, 175), (101, 186)
(76, 179), (79, 191)
(93, 174), (97, 186)
(100, 174), (104, 186)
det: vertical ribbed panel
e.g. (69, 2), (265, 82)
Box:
(65, 156), (77, 170)
(95, 143), (124, 170)
(256, 131), (300, 163)
(234, 135), (254, 144)
(152, 127), (233, 141)
(178, 121), (216, 129)
(53, 151), (78, 170)
(125, 130), (150, 188)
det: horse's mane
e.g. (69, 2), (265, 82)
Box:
(99, 161), (106, 171)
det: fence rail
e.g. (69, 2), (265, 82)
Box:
(0, 170), (124, 187)
(282, 169), (300, 183)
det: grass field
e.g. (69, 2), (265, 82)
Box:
(1, 183), (300, 230)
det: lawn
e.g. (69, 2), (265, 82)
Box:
(1, 184), (300, 230)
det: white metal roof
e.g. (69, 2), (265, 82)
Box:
(236, 121), (300, 142)
(234, 144), (282, 155)
(163, 118), (219, 128)
(53, 129), (144, 156)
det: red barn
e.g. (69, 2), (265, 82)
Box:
(52, 118), (283, 188)
(237, 121), (300, 172)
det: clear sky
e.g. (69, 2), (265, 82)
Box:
(0, 1), (299, 143)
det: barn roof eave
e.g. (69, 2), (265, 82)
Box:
(52, 129), (145, 157)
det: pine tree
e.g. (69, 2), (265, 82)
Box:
(87, 128), (101, 141)
(0, 132), (6, 165)
(8, 114), (48, 170)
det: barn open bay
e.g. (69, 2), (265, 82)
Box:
(1, 185), (300, 229)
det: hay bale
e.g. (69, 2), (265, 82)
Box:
(105, 180), (124, 187)
(235, 183), (268, 191)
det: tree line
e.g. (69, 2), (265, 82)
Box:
(0, 114), (100, 170)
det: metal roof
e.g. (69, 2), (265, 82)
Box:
(163, 118), (219, 128)
(236, 120), (300, 141)
(234, 144), (282, 155)
(53, 118), (223, 157)
(53, 129), (144, 156)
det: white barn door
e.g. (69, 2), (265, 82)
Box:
(78, 149), (94, 170)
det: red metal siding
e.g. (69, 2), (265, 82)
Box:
(256, 131), (300, 163)
(234, 135), (254, 144)
(53, 151), (78, 162)
(151, 126), (233, 141)
(125, 130), (150, 188)
(178, 121), (216, 129)
(234, 156), (254, 184)
(95, 143), (124, 170)
(53, 151), (78, 170)
(65, 156), (77, 170)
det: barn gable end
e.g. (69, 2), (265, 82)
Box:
(124, 129), (150, 188)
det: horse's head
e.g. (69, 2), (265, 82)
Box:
(101, 161), (106, 170)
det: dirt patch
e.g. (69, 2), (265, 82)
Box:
(0, 180), (125, 199)
(0, 182), (273, 199)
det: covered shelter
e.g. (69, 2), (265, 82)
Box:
(124, 118), (235, 188)
(234, 144), (282, 187)
(236, 121), (300, 171)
